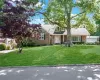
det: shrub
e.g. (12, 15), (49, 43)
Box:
(0, 43), (6, 51)
(6, 45), (11, 50)
(21, 38), (36, 47)
(95, 41), (100, 45)
(11, 43), (17, 49)
(86, 42), (95, 45)
(73, 42), (85, 44)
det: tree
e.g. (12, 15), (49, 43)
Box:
(43, 0), (98, 47)
(0, 0), (41, 53)
(93, 0), (100, 43)
(93, 14), (100, 43)
(0, 0), (3, 8)
(73, 13), (96, 35)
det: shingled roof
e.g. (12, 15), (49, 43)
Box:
(41, 25), (90, 36)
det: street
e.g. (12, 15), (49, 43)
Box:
(0, 65), (100, 80)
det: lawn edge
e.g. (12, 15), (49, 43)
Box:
(0, 63), (100, 68)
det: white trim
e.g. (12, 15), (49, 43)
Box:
(39, 33), (45, 40)
(72, 36), (81, 42)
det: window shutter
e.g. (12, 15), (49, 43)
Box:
(44, 33), (45, 40)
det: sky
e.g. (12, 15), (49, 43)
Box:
(31, 0), (80, 24)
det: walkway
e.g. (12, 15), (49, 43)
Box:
(0, 49), (16, 54)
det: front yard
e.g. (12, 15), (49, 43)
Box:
(0, 45), (100, 66)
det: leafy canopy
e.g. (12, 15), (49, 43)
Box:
(44, 0), (97, 29)
(0, 0), (41, 41)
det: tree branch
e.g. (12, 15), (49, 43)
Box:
(71, 11), (85, 19)
(38, 12), (62, 26)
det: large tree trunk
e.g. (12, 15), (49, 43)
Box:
(67, 27), (71, 47)
(66, 13), (71, 47)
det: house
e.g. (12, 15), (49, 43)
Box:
(34, 24), (90, 45)
(0, 25), (90, 46)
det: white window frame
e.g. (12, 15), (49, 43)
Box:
(39, 33), (45, 40)
(72, 36), (81, 42)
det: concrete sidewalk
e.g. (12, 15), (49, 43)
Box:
(0, 49), (16, 54)
(0, 65), (100, 80)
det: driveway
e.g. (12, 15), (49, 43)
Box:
(0, 65), (100, 80)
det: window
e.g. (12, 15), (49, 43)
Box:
(72, 36), (81, 42)
(55, 27), (60, 32)
(55, 27), (65, 32)
(62, 27), (65, 31)
(0, 33), (3, 37)
(39, 33), (45, 40)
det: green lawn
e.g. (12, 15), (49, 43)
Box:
(0, 45), (100, 66)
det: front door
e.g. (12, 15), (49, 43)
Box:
(54, 35), (61, 44)
(61, 35), (63, 44)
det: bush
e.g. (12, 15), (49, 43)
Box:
(95, 41), (100, 45)
(21, 38), (36, 47)
(6, 45), (11, 50)
(86, 42), (96, 45)
(0, 43), (6, 51)
(73, 42), (85, 44)
(11, 43), (17, 49)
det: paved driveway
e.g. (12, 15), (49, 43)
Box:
(0, 65), (100, 80)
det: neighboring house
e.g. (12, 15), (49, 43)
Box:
(34, 24), (90, 45)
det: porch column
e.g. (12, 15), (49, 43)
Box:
(63, 35), (64, 43)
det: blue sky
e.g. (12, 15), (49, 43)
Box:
(31, 0), (80, 24)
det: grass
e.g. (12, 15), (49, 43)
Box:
(0, 45), (100, 66)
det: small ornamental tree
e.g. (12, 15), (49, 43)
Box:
(0, 0), (41, 53)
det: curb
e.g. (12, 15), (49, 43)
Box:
(0, 63), (100, 68)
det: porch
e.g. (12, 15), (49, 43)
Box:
(50, 35), (86, 44)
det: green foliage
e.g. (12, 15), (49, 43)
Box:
(92, 2), (100, 35)
(86, 43), (96, 45)
(94, 14), (100, 36)
(6, 45), (11, 50)
(96, 20), (100, 25)
(0, 43), (6, 51)
(22, 38), (36, 47)
(45, 0), (97, 26)
(93, 13), (100, 26)
(44, 0), (67, 27)
(95, 41), (100, 45)
(73, 42), (85, 44)
(26, 0), (38, 3)
(73, 14), (96, 35)
(0, 0), (3, 8)
(94, 26), (100, 36)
